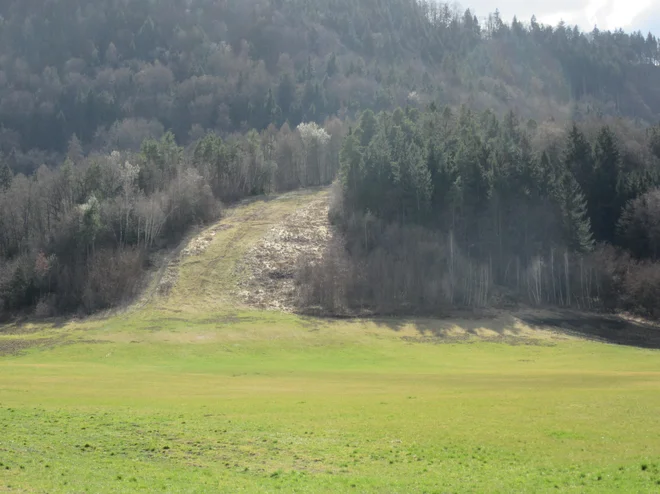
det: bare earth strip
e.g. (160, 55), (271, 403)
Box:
(236, 192), (330, 311)
(145, 187), (330, 314)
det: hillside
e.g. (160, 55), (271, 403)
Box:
(2, 0), (660, 320)
(2, 189), (660, 492)
(1, 0), (660, 174)
(7, 186), (659, 349)
(2, 2), (660, 491)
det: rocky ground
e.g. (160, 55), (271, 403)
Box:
(235, 195), (331, 311)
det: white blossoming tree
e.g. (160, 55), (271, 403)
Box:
(297, 122), (331, 186)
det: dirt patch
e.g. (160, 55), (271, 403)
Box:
(401, 334), (556, 346)
(0, 324), (51, 336)
(236, 196), (331, 311)
(182, 224), (233, 258)
(0, 336), (111, 356)
(150, 255), (178, 296)
(0, 336), (68, 356)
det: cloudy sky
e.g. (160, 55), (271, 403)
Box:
(464, 0), (660, 34)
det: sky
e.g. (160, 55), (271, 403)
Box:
(464, 0), (660, 35)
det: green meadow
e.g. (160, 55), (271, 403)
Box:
(2, 190), (660, 493)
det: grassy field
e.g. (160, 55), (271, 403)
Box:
(2, 189), (660, 493)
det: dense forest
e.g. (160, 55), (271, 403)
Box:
(297, 108), (660, 317)
(0, 122), (343, 316)
(1, 0), (660, 173)
(1, 0), (660, 318)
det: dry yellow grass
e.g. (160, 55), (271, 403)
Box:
(151, 188), (329, 314)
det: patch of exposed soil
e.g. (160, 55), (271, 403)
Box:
(401, 334), (556, 346)
(181, 224), (233, 258)
(236, 196), (331, 311)
(0, 336), (69, 356)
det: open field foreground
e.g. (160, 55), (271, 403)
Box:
(2, 189), (660, 493)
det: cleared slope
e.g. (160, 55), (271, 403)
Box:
(1, 189), (660, 493)
(151, 188), (331, 314)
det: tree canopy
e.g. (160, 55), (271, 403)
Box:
(0, 0), (659, 174)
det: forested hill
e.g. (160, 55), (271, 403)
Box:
(1, 0), (660, 173)
(3, 0), (660, 320)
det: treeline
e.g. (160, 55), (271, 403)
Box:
(297, 107), (660, 318)
(0, 120), (343, 318)
(1, 0), (660, 175)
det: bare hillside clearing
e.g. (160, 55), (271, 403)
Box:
(236, 195), (331, 311)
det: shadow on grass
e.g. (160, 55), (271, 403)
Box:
(0, 315), (73, 335)
(516, 309), (660, 350)
(365, 308), (660, 350)
(367, 312), (545, 345)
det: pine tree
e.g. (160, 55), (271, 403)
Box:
(0, 154), (13, 191)
(326, 52), (338, 77)
(67, 134), (84, 165)
(387, 117), (432, 224)
(339, 130), (364, 208)
(356, 110), (378, 148)
(405, 141), (432, 220)
(564, 123), (593, 192)
(362, 131), (394, 218)
(561, 173), (594, 252)
(649, 124), (660, 160)
(592, 126), (622, 243)
(263, 89), (281, 127)
(277, 73), (296, 116)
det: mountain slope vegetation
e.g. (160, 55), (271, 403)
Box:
(3, 3), (660, 491)
(298, 107), (660, 318)
(1, 0), (660, 319)
(1, 0), (659, 171)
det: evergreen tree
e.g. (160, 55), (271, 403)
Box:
(339, 129), (364, 207)
(427, 139), (456, 218)
(650, 125), (660, 160)
(0, 154), (13, 191)
(277, 74), (296, 116)
(362, 130), (394, 218)
(389, 124), (431, 222)
(592, 126), (623, 242)
(356, 110), (378, 148)
(67, 134), (84, 165)
(561, 173), (594, 252)
(263, 89), (282, 127)
(564, 123), (593, 193)
(326, 53), (339, 77)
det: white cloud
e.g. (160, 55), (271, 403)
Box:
(537, 11), (578, 26)
(464, 0), (660, 33)
(584, 0), (654, 30)
(585, 0), (608, 28)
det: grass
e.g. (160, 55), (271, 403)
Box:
(2, 189), (660, 493)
